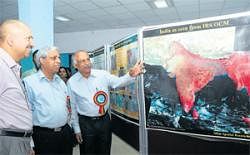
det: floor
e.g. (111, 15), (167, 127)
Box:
(73, 133), (139, 155)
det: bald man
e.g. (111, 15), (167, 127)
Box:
(0, 19), (34, 155)
(67, 50), (143, 155)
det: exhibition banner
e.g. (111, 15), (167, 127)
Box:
(142, 12), (250, 141)
(90, 46), (106, 70)
(110, 34), (139, 123)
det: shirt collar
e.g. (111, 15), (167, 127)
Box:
(0, 48), (20, 69)
(37, 70), (61, 82)
(90, 69), (97, 77)
(77, 69), (97, 81)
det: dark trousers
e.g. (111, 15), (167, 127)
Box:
(32, 124), (73, 155)
(78, 113), (112, 155)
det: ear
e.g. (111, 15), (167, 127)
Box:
(6, 34), (14, 47)
(74, 63), (77, 69)
(39, 57), (45, 66)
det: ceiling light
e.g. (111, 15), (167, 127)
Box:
(55, 16), (71, 22)
(154, 0), (168, 8)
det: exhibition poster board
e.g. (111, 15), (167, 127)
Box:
(109, 34), (140, 124)
(141, 12), (250, 141)
(90, 46), (107, 70)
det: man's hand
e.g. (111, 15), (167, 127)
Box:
(129, 60), (144, 77)
(76, 133), (83, 144)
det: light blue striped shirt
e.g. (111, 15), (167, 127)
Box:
(67, 69), (134, 133)
(23, 70), (68, 128)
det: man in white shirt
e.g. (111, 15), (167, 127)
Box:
(67, 50), (143, 155)
(0, 19), (34, 155)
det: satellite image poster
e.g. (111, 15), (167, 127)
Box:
(109, 34), (139, 123)
(142, 12), (250, 141)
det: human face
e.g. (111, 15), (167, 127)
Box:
(41, 50), (61, 75)
(10, 25), (34, 60)
(59, 67), (67, 78)
(74, 52), (92, 78)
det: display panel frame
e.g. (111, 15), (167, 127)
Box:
(90, 45), (108, 70)
(141, 11), (250, 142)
(109, 33), (140, 125)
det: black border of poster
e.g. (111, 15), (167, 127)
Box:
(142, 13), (250, 142)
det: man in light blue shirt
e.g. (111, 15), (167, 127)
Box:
(67, 50), (143, 155)
(23, 46), (73, 155)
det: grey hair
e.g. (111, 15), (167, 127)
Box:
(72, 50), (89, 65)
(35, 46), (59, 69)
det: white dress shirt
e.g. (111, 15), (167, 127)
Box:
(67, 69), (135, 133)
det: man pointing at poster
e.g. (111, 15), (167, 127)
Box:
(67, 50), (143, 155)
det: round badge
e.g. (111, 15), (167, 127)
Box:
(96, 94), (106, 104)
(93, 91), (108, 114)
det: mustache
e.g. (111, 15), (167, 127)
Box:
(83, 64), (91, 68)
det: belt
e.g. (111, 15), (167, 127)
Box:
(78, 112), (108, 120)
(0, 129), (32, 137)
(33, 124), (67, 132)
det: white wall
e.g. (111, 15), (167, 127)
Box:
(55, 27), (138, 53)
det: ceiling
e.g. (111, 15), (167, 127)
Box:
(0, 0), (250, 33)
